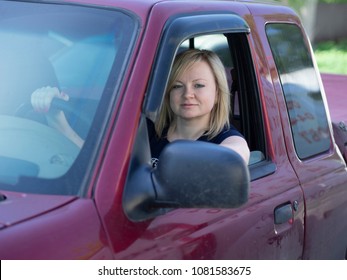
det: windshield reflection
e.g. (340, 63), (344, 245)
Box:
(0, 1), (136, 195)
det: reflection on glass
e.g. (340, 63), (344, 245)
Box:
(266, 23), (331, 159)
(0, 1), (136, 194)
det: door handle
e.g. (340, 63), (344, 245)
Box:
(274, 202), (295, 225)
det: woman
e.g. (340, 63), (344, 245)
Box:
(31, 49), (249, 164)
(149, 49), (250, 166)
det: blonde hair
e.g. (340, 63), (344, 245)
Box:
(155, 49), (230, 139)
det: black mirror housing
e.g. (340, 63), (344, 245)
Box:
(153, 140), (250, 208)
(123, 140), (250, 221)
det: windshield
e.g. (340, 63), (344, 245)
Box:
(0, 1), (137, 195)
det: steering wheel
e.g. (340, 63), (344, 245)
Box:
(14, 98), (96, 138)
(0, 115), (79, 179)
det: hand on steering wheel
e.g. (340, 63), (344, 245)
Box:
(31, 86), (84, 148)
(31, 86), (69, 113)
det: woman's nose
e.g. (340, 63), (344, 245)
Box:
(183, 86), (195, 98)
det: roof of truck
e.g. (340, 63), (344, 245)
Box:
(58, 0), (286, 10)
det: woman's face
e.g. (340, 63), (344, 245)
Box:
(169, 60), (217, 124)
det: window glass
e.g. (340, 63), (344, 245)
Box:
(266, 23), (331, 159)
(0, 1), (136, 193)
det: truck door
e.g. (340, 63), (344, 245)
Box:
(111, 3), (306, 259)
(265, 22), (347, 259)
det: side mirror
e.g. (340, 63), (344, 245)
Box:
(123, 140), (250, 221)
(153, 140), (250, 208)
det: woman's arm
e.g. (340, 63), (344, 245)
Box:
(220, 136), (250, 164)
(31, 86), (84, 148)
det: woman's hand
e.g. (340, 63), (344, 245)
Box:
(31, 86), (84, 148)
(31, 86), (70, 131)
(31, 86), (69, 113)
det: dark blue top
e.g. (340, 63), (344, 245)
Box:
(147, 120), (244, 167)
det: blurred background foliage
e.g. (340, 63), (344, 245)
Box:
(274, 0), (347, 8)
(270, 0), (347, 74)
(314, 40), (347, 74)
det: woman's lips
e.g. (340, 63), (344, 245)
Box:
(181, 103), (197, 108)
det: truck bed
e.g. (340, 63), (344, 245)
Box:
(322, 73), (347, 121)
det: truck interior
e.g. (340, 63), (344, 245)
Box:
(178, 33), (266, 167)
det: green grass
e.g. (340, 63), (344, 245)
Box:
(313, 39), (347, 74)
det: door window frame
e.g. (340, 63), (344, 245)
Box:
(142, 12), (274, 182)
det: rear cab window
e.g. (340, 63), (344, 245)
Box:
(266, 23), (331, 159)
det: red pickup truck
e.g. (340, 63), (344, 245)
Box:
(0, 0), (346, 260)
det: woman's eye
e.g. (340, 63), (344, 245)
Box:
(194, 83), (205, 88)
(172, 84), (182, 89)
